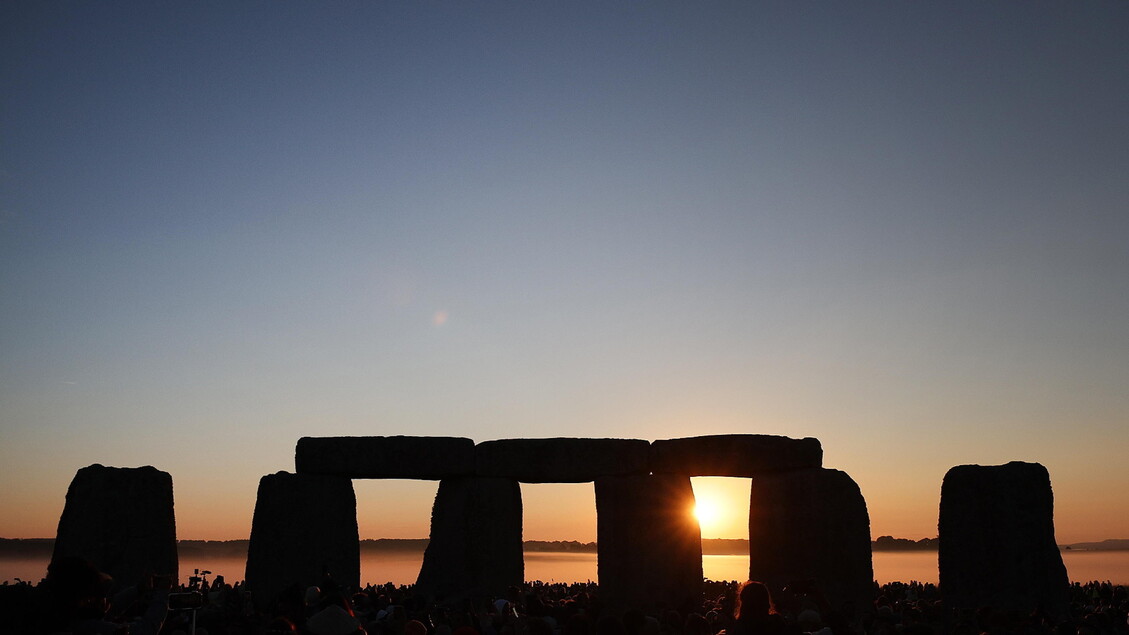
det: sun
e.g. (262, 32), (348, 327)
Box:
(690, 477), (748, 538)
(693, 498), (721, 529)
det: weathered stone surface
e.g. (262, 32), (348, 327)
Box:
(52, 464), (178, 590)
(245, 472), (359, 609)
(939, 462), (1068, 617)
(595, 474), (702, 614)
(748, 468), (872, 615)
(416, 477), (523, 602)
(295, 436), (475, 479)
(650, 435), (822, 476)
(476, 438), (651, 483)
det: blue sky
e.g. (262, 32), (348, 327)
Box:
(2, 1), (1127, 542)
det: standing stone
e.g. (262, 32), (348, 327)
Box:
(748, 468), (872, 617)
(939, 462), (1068, 617)
(246, 472), (359, 609)
(416, 477), (523, 602)
(595, 474), (703, 614)
(52, 464), (178, 590)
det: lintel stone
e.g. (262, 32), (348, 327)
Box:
(475, 438), (651, 483)
(296, 436), (475, 479)
(649, 434), (822, 476)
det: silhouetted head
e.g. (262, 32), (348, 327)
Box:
(405, 619), (429, 635)
(530, 617), (555, 635)
(566, 612), (592, 635)
(684, 613), (709, 635)
(623, 609), (647, 635)
(734, 581), (774, 619)
(596, 614), (626, 635)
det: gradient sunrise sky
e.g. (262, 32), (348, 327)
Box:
(2, 2), (1127, 545)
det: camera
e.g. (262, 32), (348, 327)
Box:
(169, 592), (204, 610)
(187, 568), (213, 590)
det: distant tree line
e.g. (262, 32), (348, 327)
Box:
(871, 536), (939, 551)
(9, 536), (1127, 558)
(0, 536), (940, 557)
(0, 538), (54, 558)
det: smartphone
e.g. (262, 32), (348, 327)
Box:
(169, 592), (204, 610)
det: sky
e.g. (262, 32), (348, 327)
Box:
(1, 2), (1127, 545)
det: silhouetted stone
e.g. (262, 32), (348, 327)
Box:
(650, 435), (822, 476)
(416, 477), (523, 601)
(939, 462), (1068, 617)
(52, 464), (178, 590)
(475, 438), (650, 483)
(295, 436), (475, 479)
(595, 474), (702, 614)
(245, 472), (359, 609)
(258, 432), (874, 611)
(748, 468), (872, 615)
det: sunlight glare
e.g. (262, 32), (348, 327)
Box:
(690, 477), (750, 539)
(694, 498), (721, 528)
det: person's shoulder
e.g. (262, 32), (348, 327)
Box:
(756, 614), (788, 635)
(68, 618), (129, 635)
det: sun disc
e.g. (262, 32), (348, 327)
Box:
(694, 499), (719, 527)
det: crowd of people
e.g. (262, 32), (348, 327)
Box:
(1, 559), (1125, 635)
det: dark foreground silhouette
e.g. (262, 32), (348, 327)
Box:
(0, 560), (1125, 635)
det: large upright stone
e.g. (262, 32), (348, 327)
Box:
(416, 477), (524, 602)
(476, 438), (650, 483)
(595, 474), (703, 614)
(246, 472), (359, 609)
(52, 465), (178, 590)
(296, 436), (475, 479)
(650, 435), (822, 477)
(939, 462), (1068, 617)
(748, 468), (872, 616)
